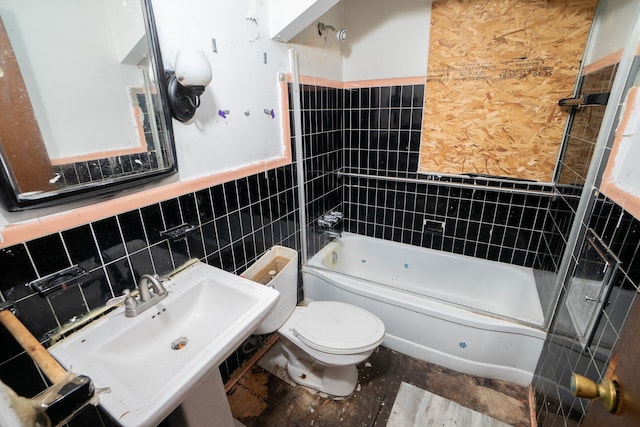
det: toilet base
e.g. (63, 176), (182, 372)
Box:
(282, 340), (359, 397)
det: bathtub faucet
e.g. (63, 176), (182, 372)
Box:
(317, 211), (343, 228)
(324, 230), (342, 240)
(317, 218), (334, 227)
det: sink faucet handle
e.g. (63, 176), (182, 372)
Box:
(123, 289), (139, 315)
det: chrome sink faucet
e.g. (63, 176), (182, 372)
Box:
(139, 274), (167, 302)
(124, 274), (168, 317)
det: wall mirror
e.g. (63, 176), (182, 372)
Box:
(0, 0), (176, 211)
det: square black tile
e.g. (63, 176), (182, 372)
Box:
(93, 217), (124, 258)
(27, 234), (70, 277)
(0, 244), (37, 293)
(0, 353), (47, 398)
(118, 210), (147, 247)
(161, 199), (182, 229)
(195, 189), (214, 223)
(179, 193), (199, 225)
(141, 204), (165, 244)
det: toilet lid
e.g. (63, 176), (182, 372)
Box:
(293, 301), (385, 355)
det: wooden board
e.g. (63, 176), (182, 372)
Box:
(420, 0), (597, 181)
(0, 17), (55, 193)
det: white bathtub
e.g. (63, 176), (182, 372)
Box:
(302, 232), (546, 386)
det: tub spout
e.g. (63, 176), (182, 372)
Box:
(324, 230), (342, 240)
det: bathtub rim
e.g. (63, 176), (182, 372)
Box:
(302, 265), (547, 334)
(305, 233), (546, 330)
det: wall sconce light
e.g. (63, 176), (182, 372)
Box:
(166, 50), (212, 122)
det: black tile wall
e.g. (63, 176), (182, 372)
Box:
(533, 59), (640, 426)
(534, 193), (640, 425)
(533, 187), (582, 311)
(0, 162), (301, 425)
(342, 174), (554, 268)
(343, 85), (423, 176)
(299, 82), (545, 267)
(296, 84), (344, 257)
(337, 84), (556, 270)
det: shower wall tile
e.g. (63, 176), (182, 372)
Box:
(534, 58), (640, 427)
(338, 83), (554, 268)
(534, 194), (640, 426)
(297, 84), (344, 258)
(536, 63), (620, 327)
(342, 175), (553, 268)
(343, 84), (423, 176)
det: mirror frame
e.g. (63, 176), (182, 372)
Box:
(0, 0), (177, 211)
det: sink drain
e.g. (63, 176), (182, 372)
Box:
(171, 337), (188, 350)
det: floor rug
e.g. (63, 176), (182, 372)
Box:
(386, 382), (513, 426)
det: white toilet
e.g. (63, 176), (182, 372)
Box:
(242, 246), (385, 397)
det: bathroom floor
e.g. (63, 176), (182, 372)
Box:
(227, 345), (531, 427)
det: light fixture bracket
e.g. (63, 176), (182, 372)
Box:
(166, 71), (203, 122)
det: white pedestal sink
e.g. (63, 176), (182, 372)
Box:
(49, 261), (279, 427)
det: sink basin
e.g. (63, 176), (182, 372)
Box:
(49, 261), (279, 427)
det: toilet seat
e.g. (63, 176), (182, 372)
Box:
(292, 301), (385, 355)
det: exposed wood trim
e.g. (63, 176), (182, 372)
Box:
(224, 334), (280, 393)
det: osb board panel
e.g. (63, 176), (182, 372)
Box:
(420, 0), (597, 181)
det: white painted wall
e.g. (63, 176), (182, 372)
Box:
(0, 0), (145, 159)
(151, 0), (343, 181)
(583, 0), (638, 65)
(289, 2), (344, 81)
(0, 0), (343, 225)
(341, 0), (430, 81)
(267, 0), (340, 42)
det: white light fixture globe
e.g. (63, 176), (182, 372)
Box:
(175, 50), (212, 87)
(166, 50), (212, 122)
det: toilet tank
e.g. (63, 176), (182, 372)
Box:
(241, 246), (298, 334)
